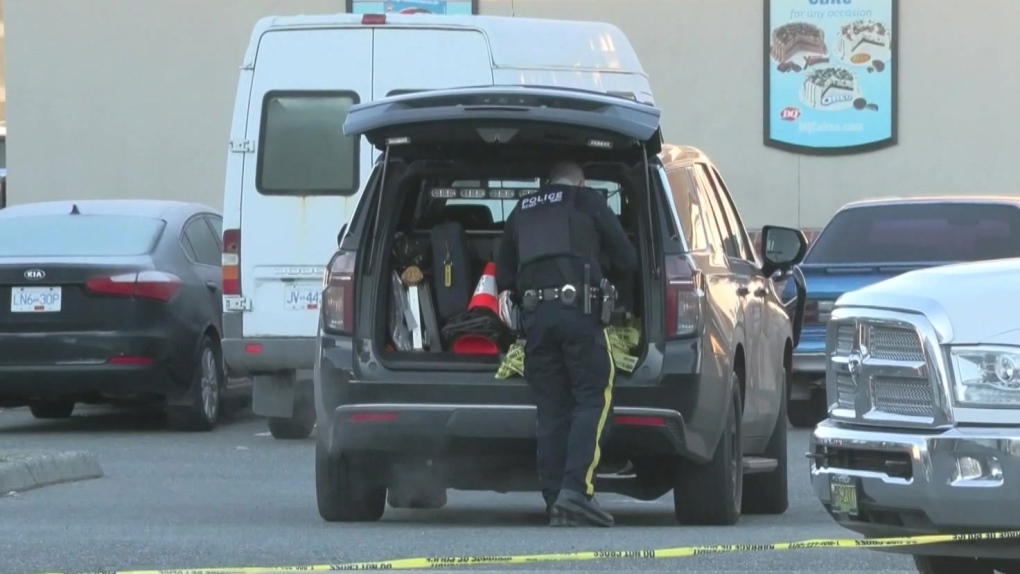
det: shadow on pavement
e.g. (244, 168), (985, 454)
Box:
(0, 402), (256, 434)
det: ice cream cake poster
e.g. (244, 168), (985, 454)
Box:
(349, 0), (477, 15)
(764, 0), (898, 155)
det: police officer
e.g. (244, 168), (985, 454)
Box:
(494, 161), (637, 527)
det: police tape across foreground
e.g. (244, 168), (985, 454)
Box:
(39, 529), (1020, 574)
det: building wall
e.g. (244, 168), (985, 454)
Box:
(5, 0), (1019, 228)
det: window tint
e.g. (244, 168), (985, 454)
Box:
(257, 92), (360, 196)
(696, 164), (744, 259)
(0, 215), (165, 257)
(806, 203), (1020, 264)
(183, 217), (222, 266)
(706, 166), (755, 262)
(690, 168), (727, 252)
(204, 216), (223, 248)
(435, 179), (623, 230)
(666, 168), (710, 251)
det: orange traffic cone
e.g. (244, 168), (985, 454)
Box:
(452, 262), (500, 355)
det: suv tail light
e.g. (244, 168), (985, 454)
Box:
(222, 228), (240, 295)
(665, 255), (703, 338)
(361, 13), (386, 24)
(322, 251), (356, 334)
(86, 271), (183, 302)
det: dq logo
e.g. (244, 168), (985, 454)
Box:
(780, 107), (801, 121)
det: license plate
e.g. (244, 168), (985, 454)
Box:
(829, 474), (859, 516)
(10, 286), (62, 313)
(284, 286), (320, 310)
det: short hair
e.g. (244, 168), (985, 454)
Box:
(549, 162), (584, 185)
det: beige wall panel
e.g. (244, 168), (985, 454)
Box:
(6, 0), (1020, 228)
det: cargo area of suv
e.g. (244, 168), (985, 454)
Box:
(369, 168), (650, 370)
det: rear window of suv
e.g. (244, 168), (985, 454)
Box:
(430, 179), (623, 230)
(0, 215), (166, 257)
(805, 203), (1020, 264)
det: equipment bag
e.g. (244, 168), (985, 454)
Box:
(430, 221), (473, 324)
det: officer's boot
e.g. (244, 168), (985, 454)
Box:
(542, 490), (562, 524)
(551, 489), (614, 527)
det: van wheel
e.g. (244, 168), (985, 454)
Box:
(316, 436), (386, 522)
(673, 374), (742, 525)
(743, 367), (789, 514)
(913, 556), (995, 574)
(29, 400), (75, 419)
(268, 390), (316, 440)
(167, 337), (222, 432)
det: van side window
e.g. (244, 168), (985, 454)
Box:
(256, 91), (361, 197)
(665, 167), (710, 251)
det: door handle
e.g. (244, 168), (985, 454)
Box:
(206, 281), (219, 292)
(736, 286), (750, 297)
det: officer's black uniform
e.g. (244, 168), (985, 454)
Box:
(495, 181), (637, 527)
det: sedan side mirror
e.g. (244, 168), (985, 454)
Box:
(760, 225), (807, 277)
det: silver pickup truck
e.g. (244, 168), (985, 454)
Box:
(808, 258), (1020, 574)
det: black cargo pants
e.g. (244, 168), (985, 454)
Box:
(521, 300), (615, 504)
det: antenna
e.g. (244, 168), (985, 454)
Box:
(70, 203), (81, 215)
(511, 0), (515, 17)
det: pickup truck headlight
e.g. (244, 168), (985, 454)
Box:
(950, 346), (1020, 407)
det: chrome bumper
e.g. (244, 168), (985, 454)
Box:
(809, 419), (1020, 558)
(792, 352), (826, 375)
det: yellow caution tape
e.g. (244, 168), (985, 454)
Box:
(35, 529), (1020, 573)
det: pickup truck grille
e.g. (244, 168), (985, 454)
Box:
(828, 314), (943, 426)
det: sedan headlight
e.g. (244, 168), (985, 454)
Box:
(950, 346), (1020, 407)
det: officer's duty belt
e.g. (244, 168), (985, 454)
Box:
(524, 284), (600, 304)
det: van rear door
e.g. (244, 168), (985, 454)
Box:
(240, 29), (372, 338)
(371, 28), (494, 98)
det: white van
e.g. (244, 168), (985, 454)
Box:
(221, 12), (655, 439)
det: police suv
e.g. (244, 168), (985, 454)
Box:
(313, 85), (808, 525)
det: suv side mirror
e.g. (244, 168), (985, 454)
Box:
(760, 225), (807, 277)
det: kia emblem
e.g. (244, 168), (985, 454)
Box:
(24, 269), (46, 281)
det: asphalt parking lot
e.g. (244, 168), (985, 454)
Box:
(0, 406), (915, 574)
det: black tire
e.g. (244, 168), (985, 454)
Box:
(913, 555), (995, 574)
(166, 336), (222, 432)
(315, 436), (387, 522)
(388, 488), (448, 510)
(267, 384), (316, 439)
(787, 385), (826, 429)
(742, 367), (789, 515)
(673, 373), (743, 526)
(29, 400), (75, 419)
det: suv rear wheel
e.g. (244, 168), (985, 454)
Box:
(29, 400), (75, 419)
(315, 436), (386, 522)
(673, 373), (742, 525)
(268, 380), (316, 440)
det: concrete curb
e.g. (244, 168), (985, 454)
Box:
(0, 450), (104, 495)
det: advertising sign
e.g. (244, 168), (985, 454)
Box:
(348, 0), (477, 15)
(763, 0), (898, 155)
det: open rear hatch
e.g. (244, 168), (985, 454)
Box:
(338, 86), (664, 376)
